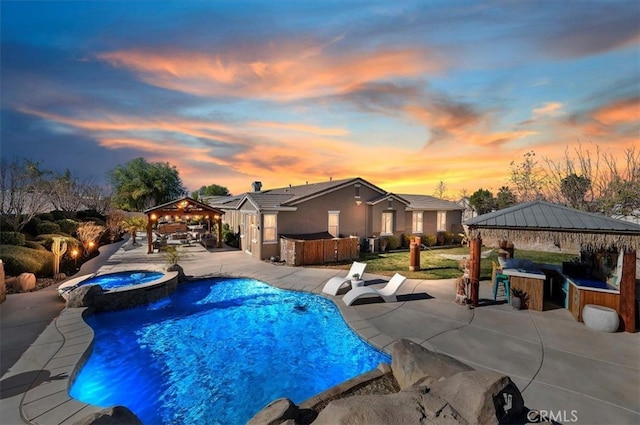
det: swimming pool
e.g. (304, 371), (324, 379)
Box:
(70, 278), (390, 424)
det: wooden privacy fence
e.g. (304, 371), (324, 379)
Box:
(280, 236), (359, 266)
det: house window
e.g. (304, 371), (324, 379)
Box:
(263, 213), (277, 243)
(437, 211), (447, 232)
(412, 211), (423, 233)
(381, 211), (393, 235)
(328, 211), (340, 237)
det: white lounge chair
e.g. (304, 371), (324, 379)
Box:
(321, 261), (367, 296)
(342, 273), (407, 306)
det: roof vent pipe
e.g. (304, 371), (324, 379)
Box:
(252, 181), (262, 192)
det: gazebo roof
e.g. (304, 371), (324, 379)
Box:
(143, 196), (224, 216)
(465, 201), (640, 251)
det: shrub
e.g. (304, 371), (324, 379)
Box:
(0, 245), (54, 277)
(222, 223), (240, 248)
(24, 241), (48, 251)
(0, 232), (25, 246)
(77, 210), (105, 221)
(422, 234), (437, 247)
(37, 220), (61, 235)
(443, 231), (455, 245)
(50, 210), (76, 221)
(36, 212), (55, 222)
(56, 219), (79, 235)
(80, 217), (106, 226)
(23, 217), (42, 236)
(385, 235), (400, 250)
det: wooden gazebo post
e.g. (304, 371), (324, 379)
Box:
(620, 249), (637, 332)
(469, 235), (482, 307)
(146, 214), (154, 254)
(216, 214), (223, 248)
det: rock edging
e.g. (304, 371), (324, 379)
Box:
(248, 338), (527, 425)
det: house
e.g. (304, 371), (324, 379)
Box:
(206, 177), (463, 261)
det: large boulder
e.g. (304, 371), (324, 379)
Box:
(390, 339), (473, 390)
(66, 285), (102, 309)
(313, 392), (427, 425)
(429, 370), (525, 425)
(11, 273), (36, 293)
(72, 406), (142, 425)
(247, 398), (298, 425)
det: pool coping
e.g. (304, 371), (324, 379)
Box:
(19, 274), (397, 424)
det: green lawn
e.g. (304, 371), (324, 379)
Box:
(314, 247), (578, 280)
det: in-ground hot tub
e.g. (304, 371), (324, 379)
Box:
(59, 270), (179, 312)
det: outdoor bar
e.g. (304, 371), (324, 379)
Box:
(465, 201), (640, 332)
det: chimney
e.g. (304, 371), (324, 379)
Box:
(252, 181), (262, 192)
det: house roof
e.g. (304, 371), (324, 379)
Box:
(399, 194), (464, 211)
(465, 201), (640, 251)
(206, 177), (464, 213)
(143, 196), (224, 216)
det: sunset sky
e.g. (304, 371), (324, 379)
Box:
(2, 1), (638, 197)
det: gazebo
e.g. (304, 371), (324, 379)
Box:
(143, 196), (225, 254)
(465, 201), (640, 332)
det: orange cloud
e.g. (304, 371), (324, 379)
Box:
(532, 102), (565, 118)
(591, 97), (640, 125)
(98, 46), (443, 100)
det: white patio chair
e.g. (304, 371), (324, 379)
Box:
(321, 261), (367, 296)
(342, 273), (407, 306)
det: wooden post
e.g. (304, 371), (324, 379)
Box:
(469, 236), (482, 307)
(409, 237), (421, 271)
(146, 217), (153, 254)
(619, 249), (637, 332)
(216, 216), (223, 248)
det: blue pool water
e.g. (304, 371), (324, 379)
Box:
(79, 271), (164, 290)
(70, 278), (390, 424)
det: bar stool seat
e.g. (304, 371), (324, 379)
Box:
(492, 260), (510, 303)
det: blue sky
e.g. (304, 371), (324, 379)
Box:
(2, 0), (638, 196)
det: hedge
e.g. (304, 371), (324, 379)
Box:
(56, 219), (79, 235)
(0, 245), (54, 277)
(37, 220), (61, 235)
(0, 231), (25, 246)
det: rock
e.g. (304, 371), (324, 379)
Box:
(422, 392), (468, 425)
(72, 406), (142, 425)
(377, 362), (392, 374)
(66, 285), (102, 309)
(390, 339), (473, 390)
(313, 392), (426, 425)
(14, 273), (36, 292)
(167, 264), (187, 283)
(429, 370), (525, 425)
(54, 272), (67, 280)
(247, 398), (298, 425)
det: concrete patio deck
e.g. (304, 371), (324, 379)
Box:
(1, 237), (639, 424)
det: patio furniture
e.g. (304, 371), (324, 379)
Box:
(492, 260), (510, 303)
(200, 233), (217, 248)
(321, 261), (367, 296)
(342, 273), (406, 306)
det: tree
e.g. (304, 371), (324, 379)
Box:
(543, 143), (639, 218)
(495, 186), (517, 210)
(108, 158), (186, 211)
(46, 169), (85, 212)
(105, 210), (126, 243)
(560, 174), (591, 209)
(0, 158), (50, 231)
(191, 184), (231, 199)
(433, 181), (447, 199)
(469, 188), (495, 215)
(510, 151), (545, 202)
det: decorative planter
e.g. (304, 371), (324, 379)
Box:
(511, 297), (522, 310)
